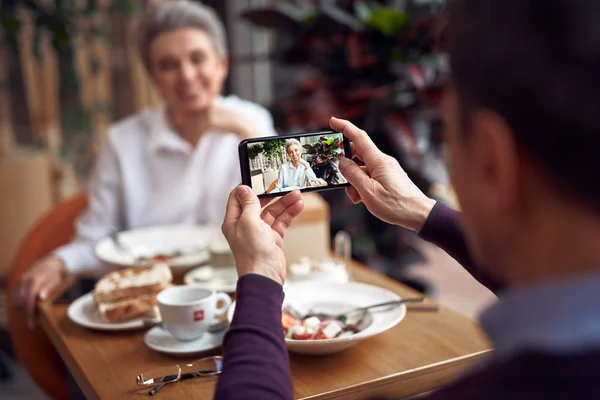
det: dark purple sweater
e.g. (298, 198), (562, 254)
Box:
(214, 202), (600, 399)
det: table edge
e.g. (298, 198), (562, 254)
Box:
(298, 349), (493, 400)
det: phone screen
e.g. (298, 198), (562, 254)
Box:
(239, 130), (351, 198)
(53, 277), (98, 304)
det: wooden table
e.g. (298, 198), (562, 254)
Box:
(39, 261), (492, 400)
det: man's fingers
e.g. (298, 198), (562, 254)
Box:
(261, 190), (302, 226)
(270, 197), (305, 238)
(339, 157), (372, 195)
(345, 186), (362, 204)
(236, 185), (262, 216)
(223, 186), (261, 239)
(224, 185), (261, 225)
(349, 143), (361, 161)
(259, 197), (277, 209)
(224, 186), (245, 224)
(330, 117), (382, 166)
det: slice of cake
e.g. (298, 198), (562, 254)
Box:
(92, 263), (172, 323)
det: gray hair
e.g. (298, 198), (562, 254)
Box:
(137, 0), (228, 71)
(285, 139), (302, 155)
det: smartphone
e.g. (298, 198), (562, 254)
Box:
(239, 130), (351, 198)
(53, 277), (98, 304)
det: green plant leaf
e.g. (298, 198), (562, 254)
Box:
(364, 7), (409, 37)
(0, 15), (22, 36)
(248, 143), (263, 160)
(300, 12), (317, 26)
(51, 25), (70, 50)
(112, 0), (141, 15)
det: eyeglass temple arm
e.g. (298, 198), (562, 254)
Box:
(148, 370), (215, 396)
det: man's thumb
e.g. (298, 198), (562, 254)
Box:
(339, 158), (370, 195)
(234, 185), (261, 214)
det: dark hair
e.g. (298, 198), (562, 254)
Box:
(447, 0), (600, 205)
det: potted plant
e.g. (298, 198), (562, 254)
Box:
(261, 138), (286, 170)
(247, 143), (263, 170)
(240, 0), (447, 187)
(302, 135), (345, 185)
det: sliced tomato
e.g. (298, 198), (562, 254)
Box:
(292, 332), (312, 340)
(282, 312), (299, 331)
(150, 255), (170, 263)
(313, 333), (328, 340)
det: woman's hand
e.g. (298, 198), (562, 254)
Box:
(208, 104), (258, 139)
(331, 117), (437, 232)
(12, 255), (66, 328)
(299, 159), (311, 169)
(222, 186), (304, 285)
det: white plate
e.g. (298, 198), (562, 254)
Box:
(183, 265), (238, 293)
(144, 326), (225, 357)
(95, 224), (217, 268)
(227, 281), (406, 355)
(67, 293), (160, 331)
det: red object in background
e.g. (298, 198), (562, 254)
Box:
(194, 310), (205, 322)
(8, 192), (89, 400)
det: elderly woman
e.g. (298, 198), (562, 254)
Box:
(274, 139), (317, 192)
(13, 0), (276, 325)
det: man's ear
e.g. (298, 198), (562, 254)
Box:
(469, 110), (520, 212)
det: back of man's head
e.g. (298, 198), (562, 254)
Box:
(447, 0), (600, 206)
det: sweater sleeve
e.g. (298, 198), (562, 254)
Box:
(418, 202), (504, 294)
(214, 274), (293, 400)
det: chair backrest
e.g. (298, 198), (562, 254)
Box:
(7, 192), (88, 400)
(266, 178), (278, 194)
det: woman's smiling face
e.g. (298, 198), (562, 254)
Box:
(149, 27), (227, 115)
(288, 145), (301, 163)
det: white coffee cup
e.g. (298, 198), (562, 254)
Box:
(157, 285), (232, 341)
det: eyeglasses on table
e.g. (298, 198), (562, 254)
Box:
(136, 355), (223, 396)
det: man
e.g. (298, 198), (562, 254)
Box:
(214, 0), (600, 398)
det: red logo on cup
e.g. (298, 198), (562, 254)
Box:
(194, 310), (205, 322)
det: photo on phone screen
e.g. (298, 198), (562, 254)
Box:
(239, 131), (351, 198)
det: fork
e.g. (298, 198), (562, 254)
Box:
(305, 297), (426, 320)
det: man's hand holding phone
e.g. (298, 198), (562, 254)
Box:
(222, 186), (304, 286)
(238, 130), (351, 198)
(330, 117), (436, 233)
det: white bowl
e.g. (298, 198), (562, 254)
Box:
(226, 281), (406, 355)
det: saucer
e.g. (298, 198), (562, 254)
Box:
(144, 326), (225, 356)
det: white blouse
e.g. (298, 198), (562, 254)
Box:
(275, 161), (317, 192)
(54, 95), (277, 273)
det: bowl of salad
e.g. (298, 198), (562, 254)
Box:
(226, 281), (407, 355)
